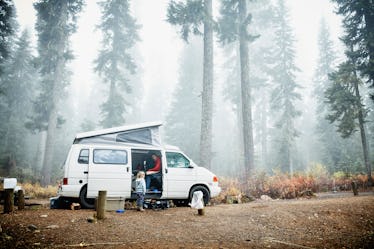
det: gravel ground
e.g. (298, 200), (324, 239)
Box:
(0, 192), (373, 249)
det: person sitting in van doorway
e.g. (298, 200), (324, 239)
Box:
(145, 154), (161, 190)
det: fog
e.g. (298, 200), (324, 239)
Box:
(2, 0), (372, 185)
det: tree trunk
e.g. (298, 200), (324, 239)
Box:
(41, 108), (58, 186)
(199, 0), (214, 170)
(34, 131), (47, 177)
(41, 4), (68, 186)
(236, 105), (245, 176)
(259, 90), (268, 170)
(353, 79), (373, 186)
(239, 0), (255, 181)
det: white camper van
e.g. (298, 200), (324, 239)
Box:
(58, 122), (221, 208)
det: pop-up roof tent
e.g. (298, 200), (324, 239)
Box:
(73, 121), (162, 146)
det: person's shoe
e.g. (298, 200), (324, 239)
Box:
(139, 208), (145, 212)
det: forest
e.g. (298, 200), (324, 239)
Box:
(0, 0), (373, 191)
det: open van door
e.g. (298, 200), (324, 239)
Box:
(87, 147), (132, 198)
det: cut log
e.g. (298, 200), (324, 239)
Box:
(18, 189), (25, 210)
(351, 181), (358, 196)
(4, 189), (14, 213)
(198, 208), (205, 215)
(97, 190), (107, 220)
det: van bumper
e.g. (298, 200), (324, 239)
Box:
(58, 185), (82, 198)
(209, 185), (221, 198)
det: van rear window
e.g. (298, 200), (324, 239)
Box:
(78, 149), (89, 164)
(93, 149), (128, 164)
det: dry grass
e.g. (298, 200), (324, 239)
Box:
(20, 182), (58, 199)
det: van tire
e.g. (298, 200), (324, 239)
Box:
(189, 185), (210, 205)
(79, 185), (95, 209)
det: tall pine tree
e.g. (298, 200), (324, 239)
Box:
(0, 0), (17, 151)
(30, 0), (84, 186)
(331, 0), (374, 96)
(95, 0), (140, 128)
(313, 19), (346, 172)
(165, 38), (202, 162)
(0, 0), (17, 76)
(267, 0), (301, 174)
(219, 1), (273, 173)
(1, 30), (36, 175)
(218, 0), (258, 180)
(167, 0), (214, 169)
(326, 43), (373, 185)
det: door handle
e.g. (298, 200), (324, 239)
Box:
(83, 171), (88, 174)
(126, 167), (129, 172)
(165, 168), (168, 174)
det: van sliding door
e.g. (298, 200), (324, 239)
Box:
(87, 148), (131, 198)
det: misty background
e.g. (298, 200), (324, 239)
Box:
(1, 0), (373, 186)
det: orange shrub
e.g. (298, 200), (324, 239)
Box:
(217, 170), (372, 200)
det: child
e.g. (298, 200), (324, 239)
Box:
(135, 171), (146, 211)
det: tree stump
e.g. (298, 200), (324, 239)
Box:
(96, 190), (107, 220)
(351, 181), (358, 196)
(4, 189), (14, 213)
(18, 189), (25, 210)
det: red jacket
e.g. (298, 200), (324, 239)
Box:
(149, 157), (161, 172)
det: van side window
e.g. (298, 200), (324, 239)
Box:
(93, 149), (128, 164)
(78, 149), (89, 164)
(166, 152), (190, 168)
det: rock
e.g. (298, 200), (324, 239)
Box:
(4, 234), (12, 240)
(300, 190), (316, 198)
(241, 194), (255, 203)
(87, 217), (97, 223)
(28, 224), (38, 231)
(40, 214), (48, 218)
(46, 225), (59, 229)
(260, 195), (272, 201)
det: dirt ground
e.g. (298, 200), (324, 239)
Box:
(1, 192), (373, 249)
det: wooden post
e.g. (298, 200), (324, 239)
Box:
(18, 189), (25, 210)
(351, 181), (358, 196)
(198, 208), (205, 216)
(96, 190), (107, 220)
(4, 189), (14, 213)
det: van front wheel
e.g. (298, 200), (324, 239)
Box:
(189, 186), (210, 206)
(79, 185), (95, 209)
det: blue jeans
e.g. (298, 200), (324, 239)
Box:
(146, 174), (157, 190)
(136, 192), (144, 208)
